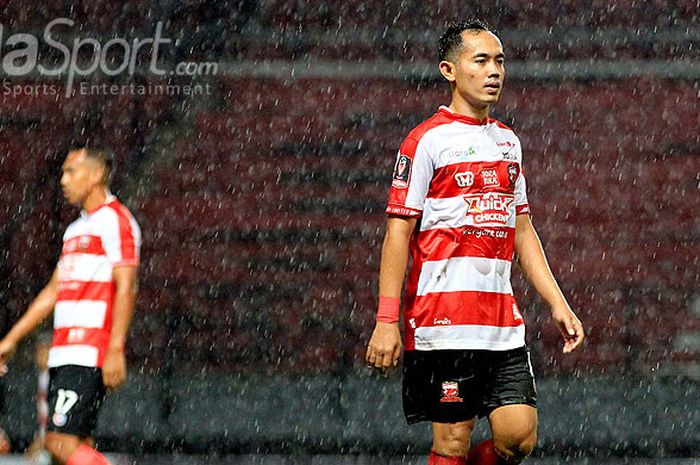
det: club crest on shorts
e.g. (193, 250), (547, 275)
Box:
(392, 154), (412, 188)
(440, 381), (463, 403)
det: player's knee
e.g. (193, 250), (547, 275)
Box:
(433, 423), (473, 456)
(44, 436), (63, 460)
(45, 433), (79, 463)
(494, 430), (537, 463)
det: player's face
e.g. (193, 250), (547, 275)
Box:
(60, 150), (103, 206)
(446, 31), (505, 112)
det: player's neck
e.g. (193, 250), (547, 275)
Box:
(448, 98), (490, 121)
(82, 187), (109, 213)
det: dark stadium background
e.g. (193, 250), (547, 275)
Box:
(0, 1), (698, 464)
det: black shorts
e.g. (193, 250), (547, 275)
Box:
(47, 365), (106, 437)
(403, 346), (537, 424)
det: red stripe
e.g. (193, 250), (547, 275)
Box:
(61, 235), (105, 256)
(52, 327), (110, 347)
(428, 160), (520, 199)
(516, 204), (530, 215)
(408, 291), (523, 328)
(415, 226), (515, 262)
(56, 281), (114, 302)
(109, 202), (138, 264)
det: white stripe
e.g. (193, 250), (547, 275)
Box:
(48, 345), (99, 368)
(414, 324), (525, 351)
(58, 254), (112, 282)
(420, 194), (517, 231)
(63, 217), (91, 239)
(421, 122), (520, 170)
(417, 256), (513, 296)
(54, 301), (107, 329)
(94, 207), (123, 264)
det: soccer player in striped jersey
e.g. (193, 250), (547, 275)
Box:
(0, 148), (141, 465)
(366, 20), (584, 465)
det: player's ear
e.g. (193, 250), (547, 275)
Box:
(439, 60), (457, 82)
(88, 162), (107, 186)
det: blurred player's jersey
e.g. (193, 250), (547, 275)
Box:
(387, 106), (529, 351)
(49, 195), (141, 368)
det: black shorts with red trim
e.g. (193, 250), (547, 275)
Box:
(47, 365), (105, 438)
(402, 346), (537, 424)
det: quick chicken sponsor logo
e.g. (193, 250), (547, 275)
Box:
(463, 193), (514, 226)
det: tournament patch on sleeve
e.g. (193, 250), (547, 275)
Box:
(392, 154), (412, 189)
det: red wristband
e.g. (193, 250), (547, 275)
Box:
(376, 296), (400, 323)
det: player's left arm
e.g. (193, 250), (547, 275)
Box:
(102, 265), (138, 389)
(514, 214), (584, 353)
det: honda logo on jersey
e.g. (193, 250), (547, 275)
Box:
(454, 171), (474, 188)
(392, 154), (412, 189)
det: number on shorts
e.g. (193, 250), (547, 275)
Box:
(55, 389), (79, 415)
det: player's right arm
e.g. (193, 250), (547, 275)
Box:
(0, 268), (59, 372)
(365, 215), (417, 371)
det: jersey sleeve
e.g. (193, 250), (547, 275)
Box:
(514, 162), (530, 215)
(100, 210), (141, 267)
(386, 136), (433, 217)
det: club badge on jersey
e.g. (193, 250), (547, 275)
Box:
(507, 163), (519, 188)
(392, 154), (412, 188)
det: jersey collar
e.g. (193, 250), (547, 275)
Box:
(438, 105), (493, 126)
(81, 191), (116, 217)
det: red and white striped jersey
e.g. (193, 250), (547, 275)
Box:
(387, 106), (529, 352)
(49, 195), (141, 368)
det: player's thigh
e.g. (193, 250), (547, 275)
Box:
(432, 418), (477, 456)
(488, 404), (537, 452)
(403, 350), (483, 425)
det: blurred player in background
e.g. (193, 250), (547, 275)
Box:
(366, 20), (584, 465)
(27, 332), (52, 464)
(0, 148), (141, 465)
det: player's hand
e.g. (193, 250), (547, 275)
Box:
(0, 338), (17, 376)
(551, 304), (584, 354)
(366, 322), (402, 375)
(102, 346), (127, 389)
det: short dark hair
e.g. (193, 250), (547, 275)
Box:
(80, 147), (114, 184)
(437, 19), (498, 62)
